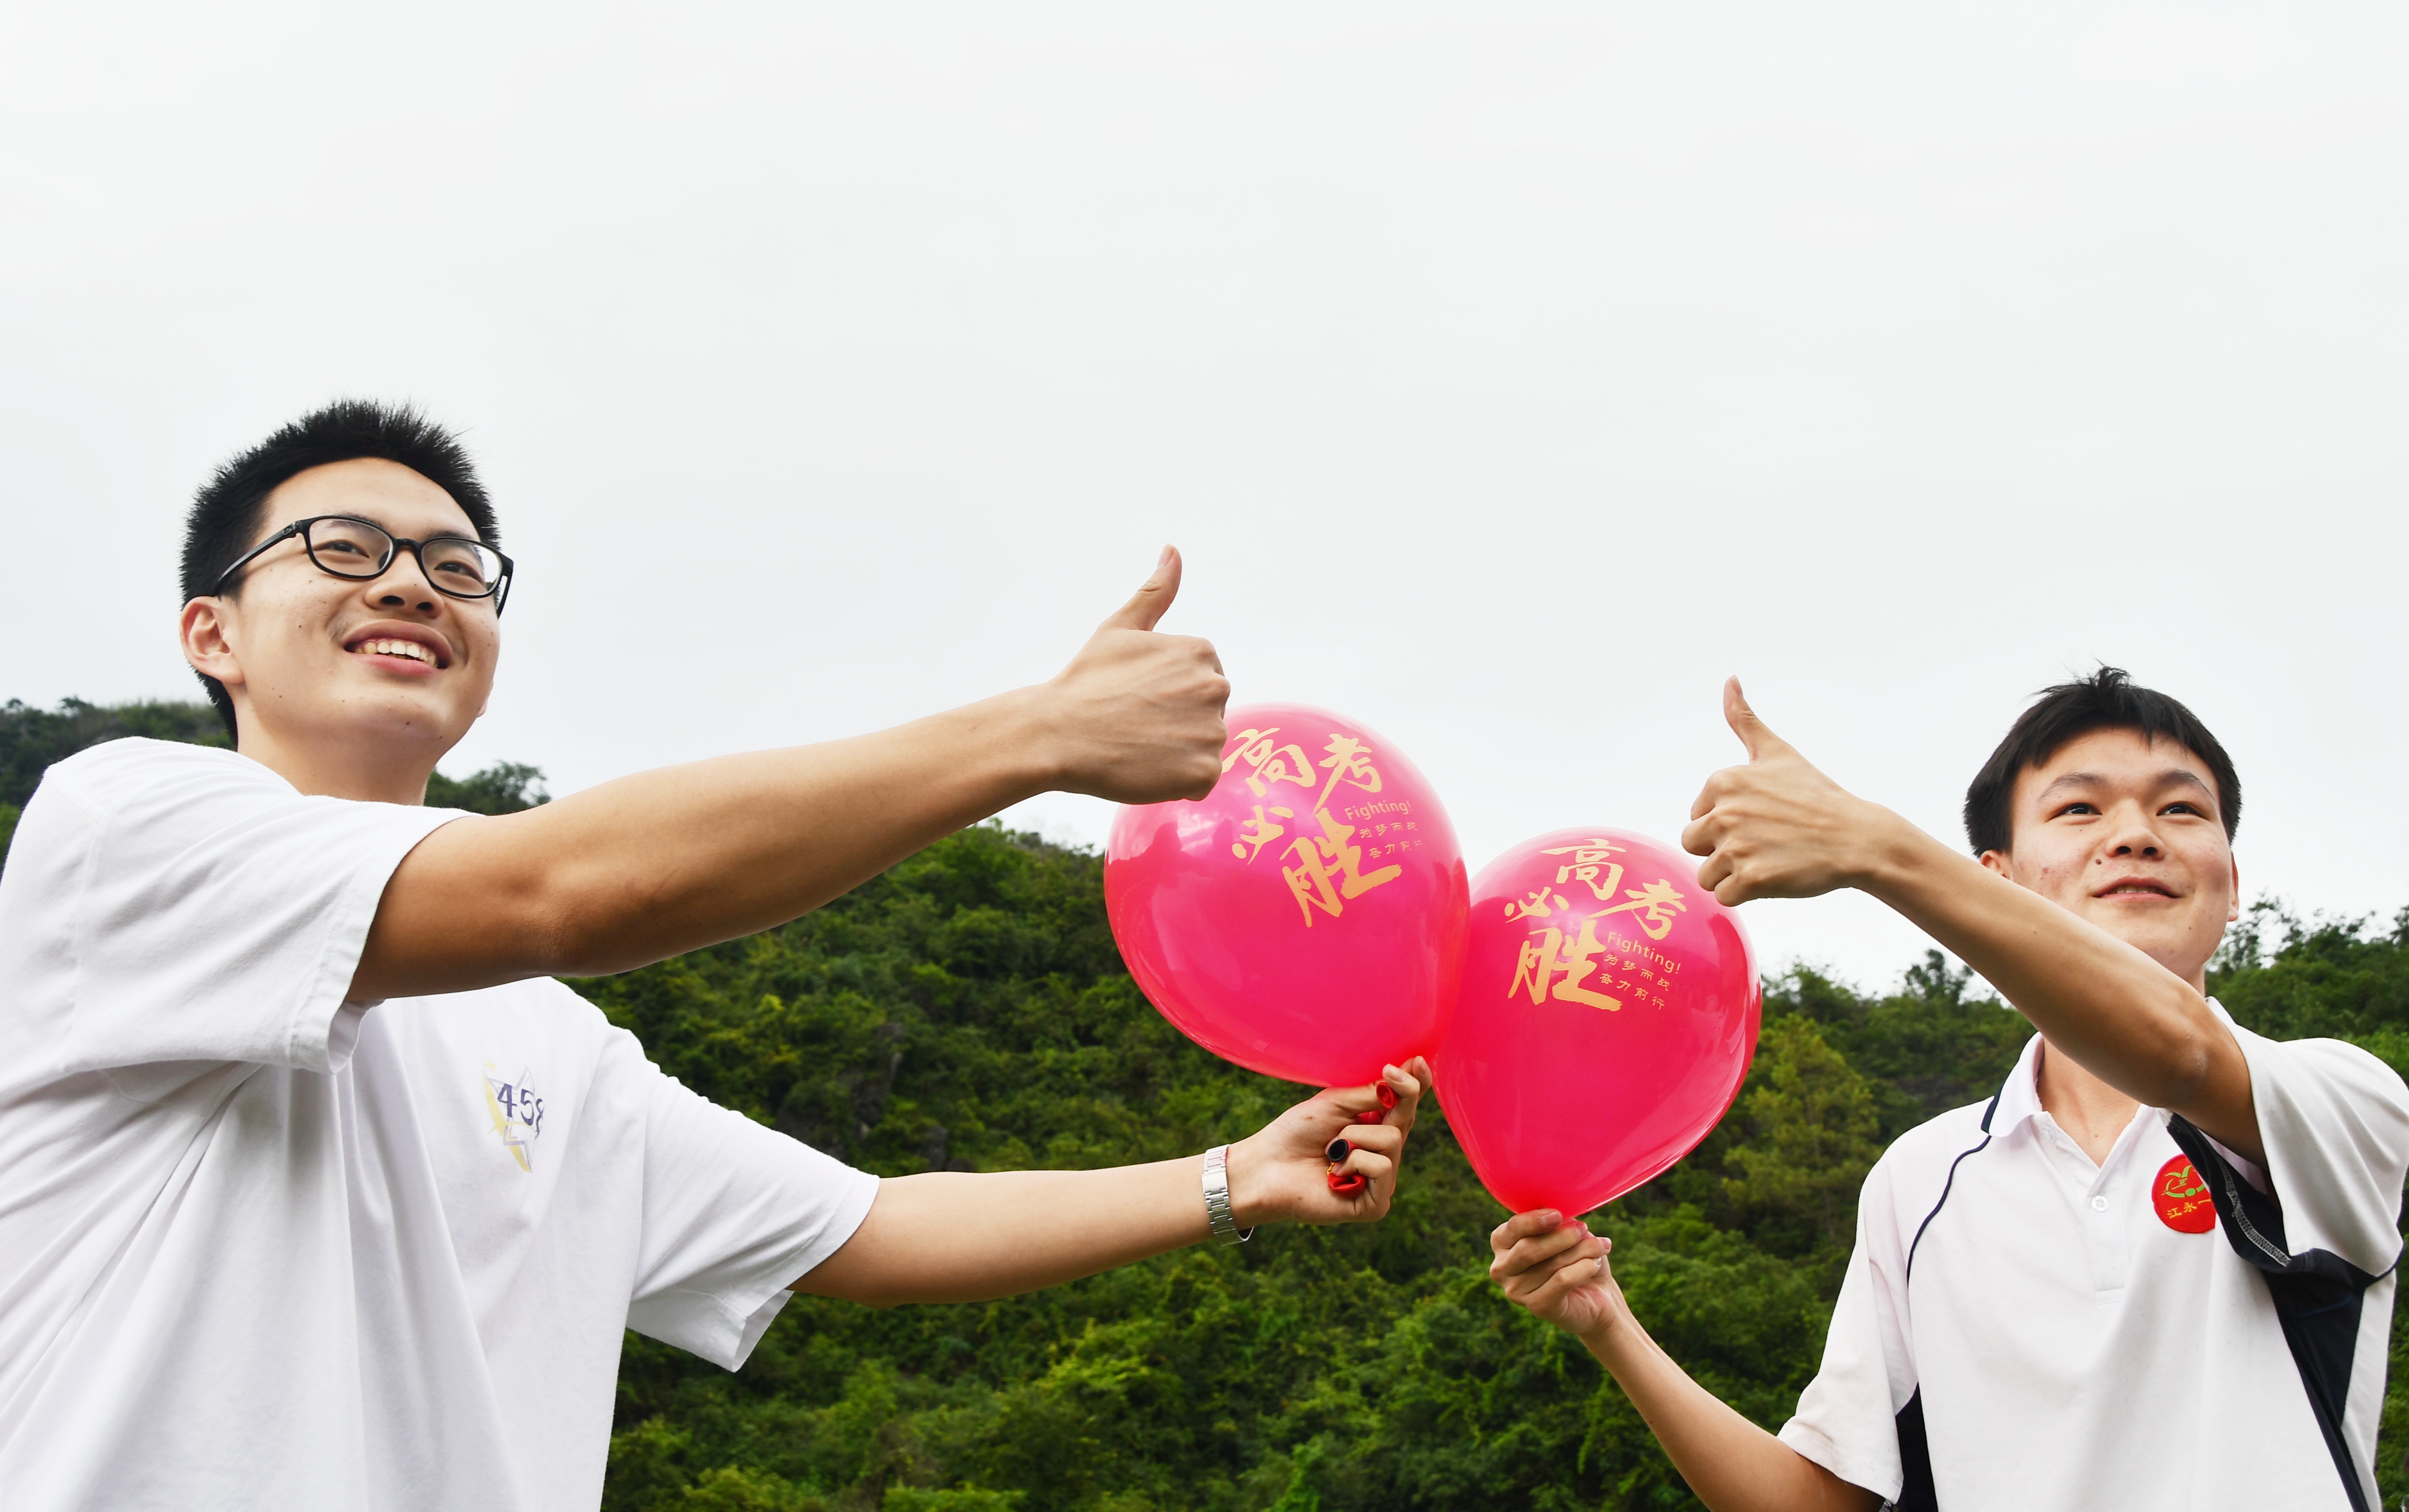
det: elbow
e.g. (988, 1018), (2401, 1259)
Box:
(2155, 1037), (2219, 1109)
(514, 884), (595, 979)
(524, 863), (661, 978)
(2142, 995), (2230, 1110)
(538, 850), (714, 979)
(543, 921), (614, 980)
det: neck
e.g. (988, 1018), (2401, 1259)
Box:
(233, 711), (445, 805)
(2033, 1037), (2142, 1162)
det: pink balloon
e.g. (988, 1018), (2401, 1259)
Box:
(1438, 828), (1760, 1217)
(1105, 703), (1469, 1087)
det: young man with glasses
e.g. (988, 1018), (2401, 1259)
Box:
(1492, 673), (2409, 1512)
(0, 400), (1430, 1509)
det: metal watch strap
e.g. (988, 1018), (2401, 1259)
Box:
(1202, 1144), (1253, 1246)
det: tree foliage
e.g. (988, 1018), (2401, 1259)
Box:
(426, 759), (550, 814)
(8, 698), (2409, 1507)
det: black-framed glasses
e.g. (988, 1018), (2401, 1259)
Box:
(211, 515), (515, 613)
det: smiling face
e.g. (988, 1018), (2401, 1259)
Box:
(179, 457), (502, 803)
(1981, 726), (2239, 989)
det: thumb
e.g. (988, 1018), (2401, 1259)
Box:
(1723, 677), (1795, 763)
(1100, 545), (1181, 632)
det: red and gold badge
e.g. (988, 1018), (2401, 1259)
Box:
(2154, 1153), (2216, 1234)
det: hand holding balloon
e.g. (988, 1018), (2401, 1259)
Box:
(1682, 678), (1901, 905)
(1325, 1077), (1406, 1195)
(1225, 1060), (1433, 1224)
(1489, 1210), (1622, 1340)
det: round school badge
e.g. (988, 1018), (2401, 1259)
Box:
(2153, 1153), (2216, 1233)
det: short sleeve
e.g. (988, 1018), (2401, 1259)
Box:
(20, 739), (461, 1076)
(1780, 1158), (1915, 1504)
(613, 1034), (879, 1369)
(2232, 1026), (2409, 1276)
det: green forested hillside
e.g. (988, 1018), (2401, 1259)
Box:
(9, 699), (2409, 1509)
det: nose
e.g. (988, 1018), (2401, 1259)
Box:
(2099, 806), (2165, 862)
(372, 552), (441, 615)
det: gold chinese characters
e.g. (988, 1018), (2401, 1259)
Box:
(1223, 727), (1425, 928)
(1503, 871), (1689, 1014)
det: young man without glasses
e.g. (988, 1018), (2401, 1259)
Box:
(1492, 670), (2409, 1511)
(0, 400), (1432, 1509)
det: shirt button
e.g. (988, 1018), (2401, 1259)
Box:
(2090, 1195), (2110, 1212)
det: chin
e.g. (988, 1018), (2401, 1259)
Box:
(2077, 905), (2192, 946)
(356, 695), (472, 742)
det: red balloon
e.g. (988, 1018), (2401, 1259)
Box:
(1438, 828), (1760, 1217)
(1105, 703), (1469, 1087)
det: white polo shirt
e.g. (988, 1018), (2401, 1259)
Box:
(0, 738), (880, 1511)
(1781, 1008), (2409, 1511)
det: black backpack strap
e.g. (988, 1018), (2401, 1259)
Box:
(2165, 1114), (2385, 1512)
(1892, 1389), (1938, 1512)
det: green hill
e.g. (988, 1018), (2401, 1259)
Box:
(6, 698), (2407, 1509)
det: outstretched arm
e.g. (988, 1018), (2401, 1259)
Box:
(1490, 1212), (1879, 1512)
(1679, 679), (2259, 1163)
(353, 549), (1228, 1000)
(797, 1062), (1431, 1303)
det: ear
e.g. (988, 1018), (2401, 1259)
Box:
(180, 598), (246, 691)
(1978, 849), (2012, 880)
(2227, 854), (2241, 924)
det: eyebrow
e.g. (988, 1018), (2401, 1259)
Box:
(2036, 769), (2215, 802)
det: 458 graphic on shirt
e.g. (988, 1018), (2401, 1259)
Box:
(481, 1062), (546, 1173)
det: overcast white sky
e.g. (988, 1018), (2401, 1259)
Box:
(5, 4), (2404, 991)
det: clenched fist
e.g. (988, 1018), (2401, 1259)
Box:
(1042, 547), (1232, 804)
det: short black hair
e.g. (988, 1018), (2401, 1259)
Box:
(179, 400), (498, 738)
(1963, 666), (2240, 857)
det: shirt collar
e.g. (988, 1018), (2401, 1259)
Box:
(1986, 1032), (2047, 1139)
(1984, 995), (2235, 1139)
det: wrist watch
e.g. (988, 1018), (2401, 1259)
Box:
(1202, 1144), (1254, 1247)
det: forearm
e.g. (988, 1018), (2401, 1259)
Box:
(792, 1071), (1425, 1308)
(1580, 1315), (1875, 1512)
(358, 690), (1055, 996)
(793, 1157), (1216, 1306)
(1859, 817), (2255, 1152)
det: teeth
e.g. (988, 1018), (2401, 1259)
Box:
(354, 639), (434, 664)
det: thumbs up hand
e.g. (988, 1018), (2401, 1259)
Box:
(1041, 547), (1232, 804)
(1681, 678), (1893, 906)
